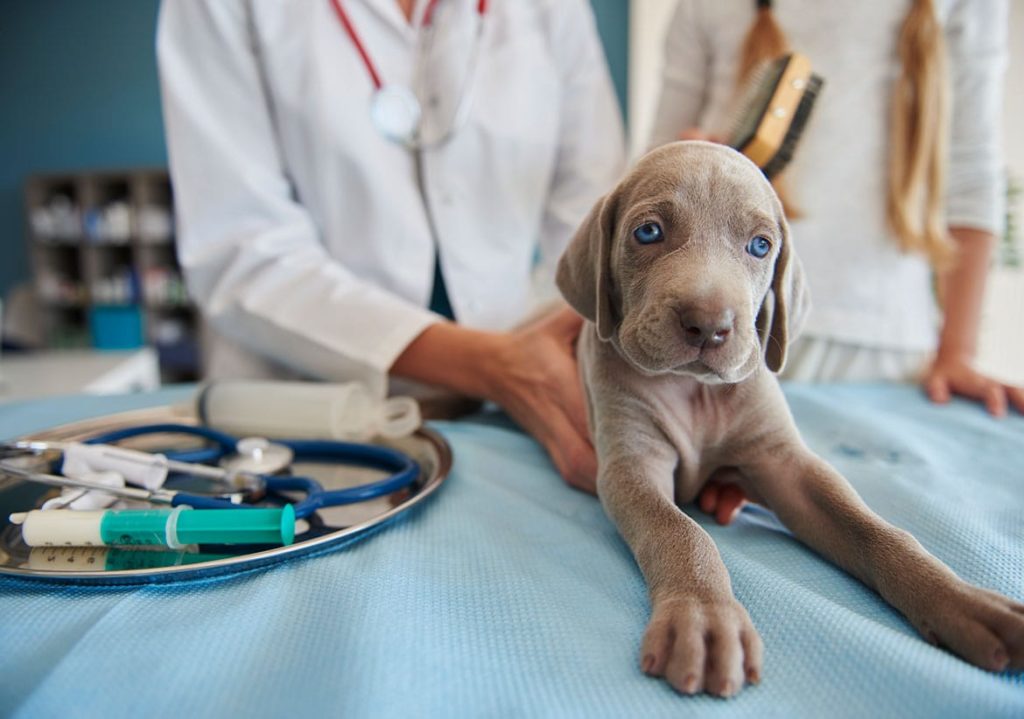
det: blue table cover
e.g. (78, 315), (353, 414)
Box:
(0, 384), (1022, 718)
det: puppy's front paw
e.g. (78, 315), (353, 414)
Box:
(911, 583), (1024, 672)
(640, 596), (762, 697)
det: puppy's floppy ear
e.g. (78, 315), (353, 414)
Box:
(756, 215), (811, 372)
(556, 192), (619, 341)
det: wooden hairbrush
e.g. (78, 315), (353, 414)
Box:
(728, 52), (824, 178)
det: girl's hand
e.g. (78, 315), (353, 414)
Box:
(678, 127), (725, 143)
(924, 353), (1024, 417)
(697, 482), (748, 526)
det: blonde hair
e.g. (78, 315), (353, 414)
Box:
(737, 0), (953, 267)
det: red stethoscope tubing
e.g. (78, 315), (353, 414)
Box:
(328, 0), (488, 91)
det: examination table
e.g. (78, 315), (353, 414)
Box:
(0, 383), (1021, 718)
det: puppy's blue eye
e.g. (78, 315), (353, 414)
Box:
(633, 222), (664, 245)
(746, 236), (772, 258)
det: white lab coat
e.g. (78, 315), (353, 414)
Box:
(157, 0), (625, 387)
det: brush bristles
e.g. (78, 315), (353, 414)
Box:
(726, 58), (786, 149)
(761, 73), (824, 178)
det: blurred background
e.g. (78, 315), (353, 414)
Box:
(0, 0), (1019, 402)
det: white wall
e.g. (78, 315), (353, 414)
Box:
(628, 0), (1024, 383)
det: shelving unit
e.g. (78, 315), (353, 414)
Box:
(24, 168), (199, 382)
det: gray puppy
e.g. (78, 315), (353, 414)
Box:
(557, 141), (1024, 698)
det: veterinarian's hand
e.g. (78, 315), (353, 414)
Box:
(924, 353), (1024, 417)
(390, 307), (596, 491)
(489, 307), (598, 493)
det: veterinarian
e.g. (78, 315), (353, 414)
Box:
(157, 0), (624, 491)
(650, 0), (1021, 415)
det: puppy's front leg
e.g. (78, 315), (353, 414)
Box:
(749, 447), (1024, 672)
(597, 422), (762, 697)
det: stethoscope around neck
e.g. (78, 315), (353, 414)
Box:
(329, 0), (488, 150)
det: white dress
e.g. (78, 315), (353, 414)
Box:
(158, 0), (625, 389)
(650, 0), (1008, 382)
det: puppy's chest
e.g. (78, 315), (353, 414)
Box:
(652, 388), (744, 494)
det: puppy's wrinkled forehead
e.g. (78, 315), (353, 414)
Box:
(619, 142), (779, 225)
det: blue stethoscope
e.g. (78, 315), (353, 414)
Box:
(76, 424), (420, 519)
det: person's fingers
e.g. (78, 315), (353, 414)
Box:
(943, 365), (1005, 417)
(928, 362), (1018, 418)
(714, 485), (747, 526)
(1006, 385), (1024, 415)
(497, 318), (597, 492)
(983, 383), (1008, 418)
(678, 127), (726, 144)
(544, 305), (584, 340)
(541, 405), (597, 494)
(532, 327), (591, 446)
(551, 428), (595, 492)
(678, 127), (708, 141)
(951, 368), (1005, 412)
(699, 484), (721, 515)
(561, 371), (592, 448)
(540, 319), (593, 446)
(925, 372), (951, 404)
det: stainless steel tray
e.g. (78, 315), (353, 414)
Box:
(0, 405), (451, 584)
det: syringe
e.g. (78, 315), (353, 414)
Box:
(10, 505), (295, 549)
(25, 546), (232, 572)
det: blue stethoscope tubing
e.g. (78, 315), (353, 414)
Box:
(81, 424), (420, 519)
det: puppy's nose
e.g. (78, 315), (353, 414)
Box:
(679, 308), (735, 349)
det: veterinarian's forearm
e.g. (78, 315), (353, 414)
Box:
(936, 227), (996, 362)
(390, 322), (500, 398)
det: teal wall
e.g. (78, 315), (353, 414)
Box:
(591, 0), (630, 122)
(0, 0), (628, 299)
(0, 0), (166, 298)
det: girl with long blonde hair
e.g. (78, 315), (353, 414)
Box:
(650, 0), (1017, 523)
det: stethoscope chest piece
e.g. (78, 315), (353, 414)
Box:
(220, 437), (295, 476)
(371, 85), (422, 146)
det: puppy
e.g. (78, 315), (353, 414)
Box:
(557, 141), (1024, 697)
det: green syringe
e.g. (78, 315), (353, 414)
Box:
(10, 505), (295, 548)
